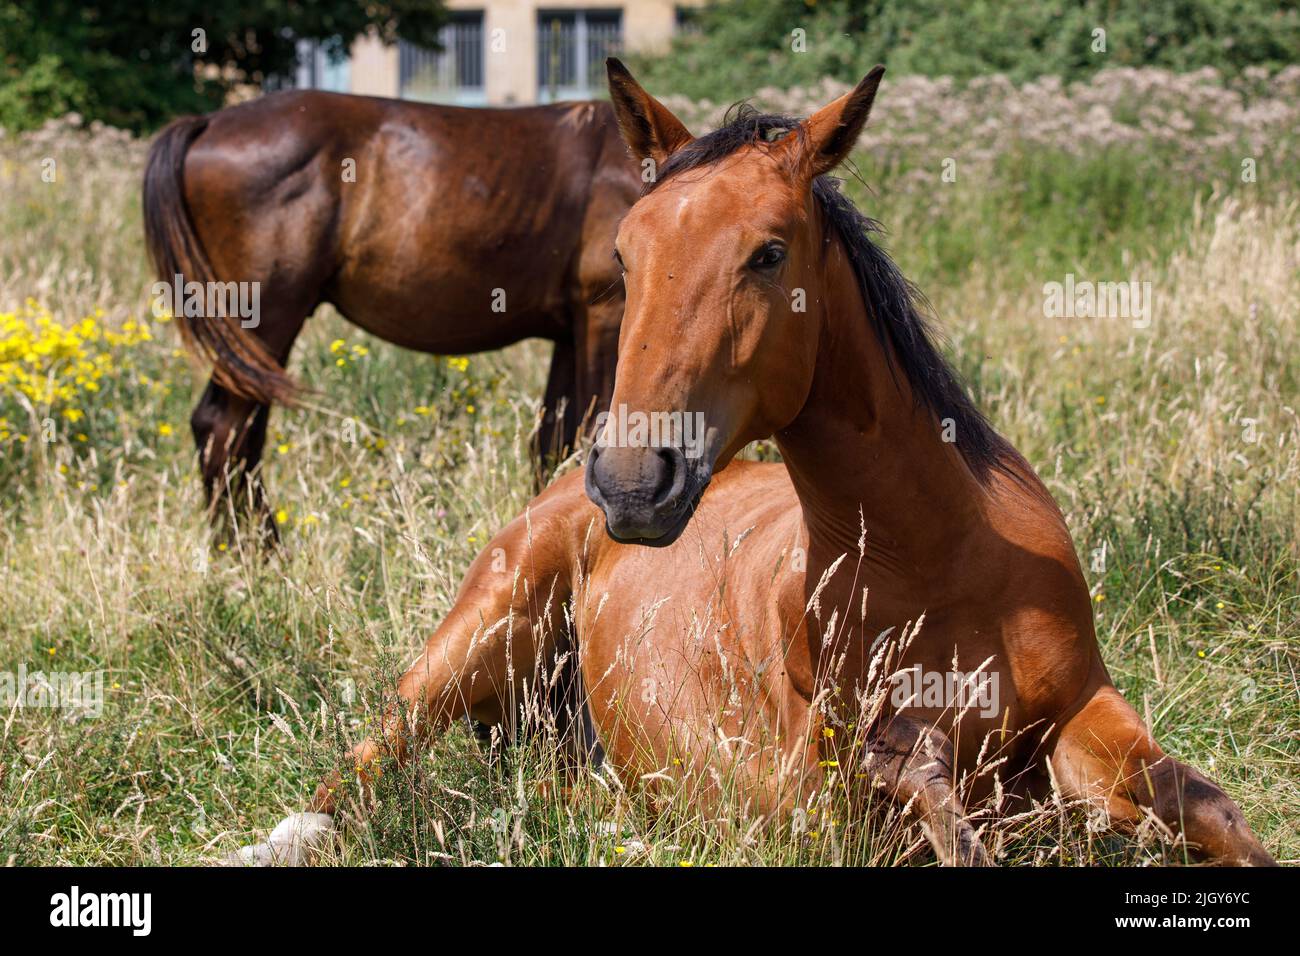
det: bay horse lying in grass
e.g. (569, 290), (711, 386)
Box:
(144, 90), (637, 531)
(238, 62), (1274, 866)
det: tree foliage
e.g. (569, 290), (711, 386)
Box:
(638, 0), (1300, 102)
(0, 1), (446, 132)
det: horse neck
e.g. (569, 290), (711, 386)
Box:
(775, 225), (989, 595)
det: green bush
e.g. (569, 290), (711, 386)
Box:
(638, 0), (1300, 103)
(0, 1), (446, 133)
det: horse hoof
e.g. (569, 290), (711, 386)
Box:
(226, 812), (335, 866)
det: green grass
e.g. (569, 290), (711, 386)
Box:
(0, 106), (1296, 866)
(863, 146), (1238, 285)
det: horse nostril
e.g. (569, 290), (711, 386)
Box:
(585, 445), (608, 503)
(585, 444), (691, 534)
(651, 446), (687, 510)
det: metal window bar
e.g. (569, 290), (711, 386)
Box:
(675, 7), (703, 37)
(286, 38), (349, 93)
(400, 13), (485, 103)
(585, 16), (622, 92)
(538, 10), (622, 102)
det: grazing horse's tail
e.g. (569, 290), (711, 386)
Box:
(143, 115), (298, 406)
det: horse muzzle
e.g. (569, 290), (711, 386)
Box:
(585, 444), (710, 547)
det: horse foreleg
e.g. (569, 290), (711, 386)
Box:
(1049, 683), (1275, 865)
(534, 337), (578, 483)
(575, 298), (621, 438)
(866, 715), (992, 866)
(231, 513), (573, 864)
(319, 552), (567, 814)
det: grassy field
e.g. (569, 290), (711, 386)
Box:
(0, 70), (1297, 866)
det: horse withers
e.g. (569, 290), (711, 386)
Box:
(144, 90), (639, 531)
(237, 63), (1275, 867)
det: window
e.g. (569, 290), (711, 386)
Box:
(400, 12), (486, 105)
(537, 10), (623, 103)
(290, 38), (351, 93)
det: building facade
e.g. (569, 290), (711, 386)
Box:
(296, 1), (703, 106)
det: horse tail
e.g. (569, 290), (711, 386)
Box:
(143, 114), (298, 406)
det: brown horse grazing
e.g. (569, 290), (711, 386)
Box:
(236, 62), (1275, 866)
(144, 89), (637, 528)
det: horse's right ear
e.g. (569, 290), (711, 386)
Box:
(606, 58), (694, 167)
(800, 65), (885, 180)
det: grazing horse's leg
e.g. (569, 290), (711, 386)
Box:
(534, 337), (579, 480)
(1049, 683), (1275, 865)
(575, 297), (621, 434)
(867, 715), (992, 866)
(189, 314), (304, 542)
(191, 381), (275, 539)
(530, 298), (620, 476)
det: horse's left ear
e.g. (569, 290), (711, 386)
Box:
(800, 66), (885, 179)
(606, 57), (694, 166)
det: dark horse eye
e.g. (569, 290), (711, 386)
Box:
(749, 242), (786, 270)
(613, 249), (625, 270)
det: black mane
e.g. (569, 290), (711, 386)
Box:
(648, 105), (1013, 481)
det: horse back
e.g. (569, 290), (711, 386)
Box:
(178, 90), (632, 351)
